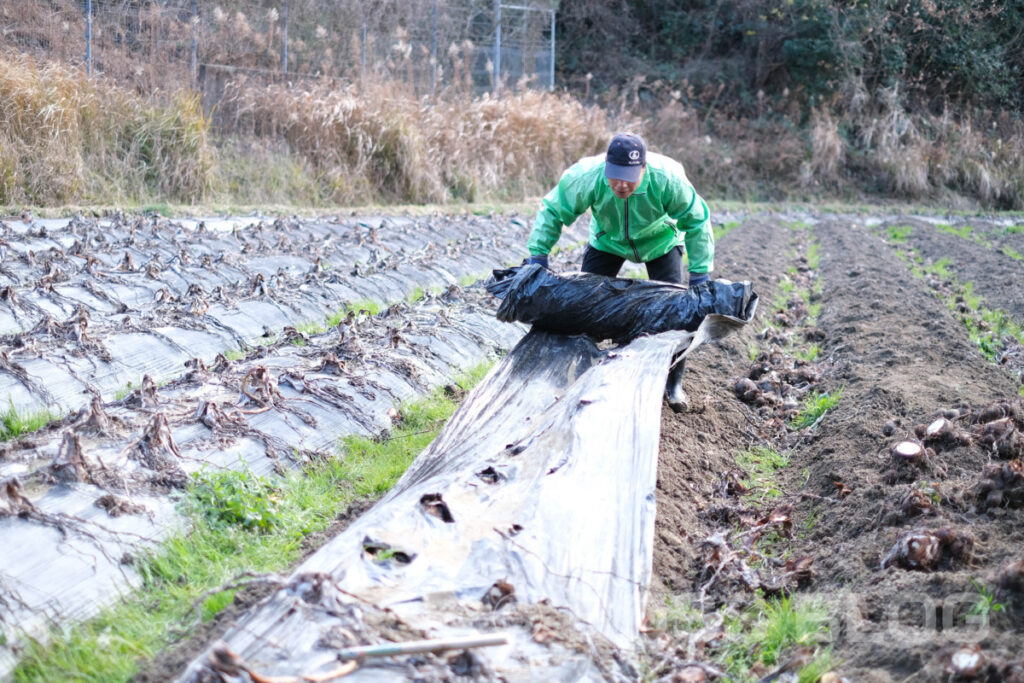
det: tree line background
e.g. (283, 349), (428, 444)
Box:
(557, 0), (1022, 114)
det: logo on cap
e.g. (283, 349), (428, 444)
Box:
(629, 150), (640, 161)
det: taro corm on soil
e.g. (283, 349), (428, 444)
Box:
(485, 264), (757, 343)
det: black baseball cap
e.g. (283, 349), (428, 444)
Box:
(604, 133), (647, 183)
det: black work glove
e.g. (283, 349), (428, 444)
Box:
(688, 272), (710, 286)
(522, 254), (549, 269)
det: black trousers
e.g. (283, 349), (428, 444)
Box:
(580, 244), (684, 284)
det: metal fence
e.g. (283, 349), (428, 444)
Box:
(57, 0), (557, 103)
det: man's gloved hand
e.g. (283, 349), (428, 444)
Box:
(688, 272), (710, 286)
(522, 254), (549, 269)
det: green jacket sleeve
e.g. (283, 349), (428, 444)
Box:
(527, 164), (595, 256)
(664, 177), (714, 274)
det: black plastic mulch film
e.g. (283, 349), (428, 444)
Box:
(486, 264), (758, 343)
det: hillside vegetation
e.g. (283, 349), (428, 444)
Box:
(559, 0), (1024, 209)
(2, 0), (1023, 210)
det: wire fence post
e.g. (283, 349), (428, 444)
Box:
(360, 2), (367, 84)
(493, 0), (501, 93)
(549, 8), (555, 91)
(190, 0), (198, 89)
(85, 0), (92, 77)
(521, 6), (528, 82)
(281, 0), (289, 76)
(430, 0), (438, 97)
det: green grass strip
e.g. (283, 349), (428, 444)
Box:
(14, 466), (348, 681)
(292, 299), (383, 338)
(795, 343), (821, 362)
(806, 242), (821, 270)
(339, 363), (490, 496)
(886, 225), (913, 243)
(648, 595), (833, 682)
(1, 401), (60, 442)
(714, 221), (741, 241)
(716, 596), (833, 682)
(12, 362), (492, 682)
(735, 446), (790, 506)
(911, 255), (955, 280)
(897, 248), (1024, 363)
(937, 223), (973, 239)
(789, 389), (843, 430)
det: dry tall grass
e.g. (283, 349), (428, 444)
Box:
(846, 85), (1024, 208)
(1, 55), (89, 203)
(800, 108), (844, 188)
(645, 92), (806, 201)
(643, 79), (1024, 209)
(2, 51), (607, 208)
(0, 54), (216, 206)
(4, 49), (1022, 210)
(217, 78), (611, 204)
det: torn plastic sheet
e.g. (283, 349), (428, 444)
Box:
(486, 264), (757, 344)
(179, 308), (753, 682)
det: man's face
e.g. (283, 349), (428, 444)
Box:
(607, 166), (645, 199)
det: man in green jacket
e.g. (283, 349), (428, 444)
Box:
(523, 132), (715, 411)
(524, 132), (713, 286)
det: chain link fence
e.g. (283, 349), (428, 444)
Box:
(51, 0), (556, 105)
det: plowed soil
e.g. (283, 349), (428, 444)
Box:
(900, 217), (1024, 319)
(653, 213), (1024, 681)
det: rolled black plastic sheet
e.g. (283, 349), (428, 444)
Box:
(485, 264), (758, 343)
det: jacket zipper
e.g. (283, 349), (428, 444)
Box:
(624, 196), (640, 261)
